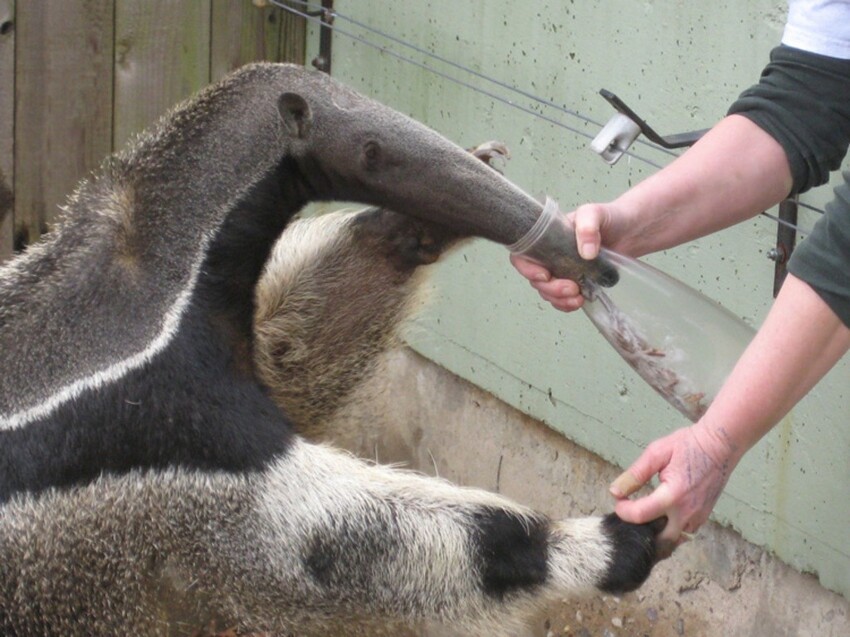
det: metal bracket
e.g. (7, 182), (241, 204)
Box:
(590, 89), (709, 165)
(767, 198), (798, 297)
(590, 87), (796, 297)
(599, 89), (710, 149)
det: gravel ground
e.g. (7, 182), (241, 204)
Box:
(535, 592), (710, 637)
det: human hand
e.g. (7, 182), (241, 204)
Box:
(509, 254), (586, 311)
(608, 423), (739, 558)
(510, 202), (625, 312)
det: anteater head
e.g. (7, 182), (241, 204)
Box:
(263, 64), (611, 284)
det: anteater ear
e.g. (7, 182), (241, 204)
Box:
(278, 92), (312, 139)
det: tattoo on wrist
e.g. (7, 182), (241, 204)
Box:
(715, 426), (739, 454)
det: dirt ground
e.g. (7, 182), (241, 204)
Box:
(534, 592), (709, 637)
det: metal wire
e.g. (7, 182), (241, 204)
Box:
(762, 211), (813, 236)
(271, 0), (827, 232)
(797, 199), (826, 214)
(303, 1), (682, 161)
(271, 0), (666, 169)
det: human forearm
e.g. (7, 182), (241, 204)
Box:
(615, 41), (850, 258)
(693, 273), (850, 463)
(513, 118), (793, 311)
(610, 274), (850, 539)
(593, 40), (850, 546)
(610, 115), (793, 258)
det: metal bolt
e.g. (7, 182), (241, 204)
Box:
(767, 246), (786, 263)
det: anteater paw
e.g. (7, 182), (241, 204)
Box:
(467, 140), (510, 173)
(596, 513), (664, 594)
(351, 208), (460, 270)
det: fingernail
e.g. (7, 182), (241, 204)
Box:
(579, 242), (594, 259)
(532, 272), (549, 282)
(611, 472), (642, 498)
(609, 484), (624, 498)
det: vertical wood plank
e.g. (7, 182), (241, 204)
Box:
(278, 1), (307, 65)
(0, 0), (14, 261)
(14, 0), (114, 248)
(210, 0), (283, 82)
(113, 0), (211, 150)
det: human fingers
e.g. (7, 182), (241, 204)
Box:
(658, 507), (699, 559)
(614, 481), (676, 527)
(656, 532), (693, 561)
(530, 277), (581, 299)
(524, 279), (584, 311)
(571, 204), (607, 260)
(609, 470), (643, 499)
(609, 439), (672, 500)
(509, 254), (552, 282)
(540, 293), (585, 312)
(511, 255), (586, 312)
(614, 483), (687, 560)
(532, 278), (584, 311)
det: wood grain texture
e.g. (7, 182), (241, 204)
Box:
(6, 0), (307, 255)
(210, 1), (307, 82)
(113, 0), (211, 150)
(211, 0), (284, 82)
(0, 0), (14, 261)
(14, 0), (114, 248)
(278, 1), (307, 66)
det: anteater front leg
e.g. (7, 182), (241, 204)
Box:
(213, 440), (659, 635)
(0, 443), (658, 636)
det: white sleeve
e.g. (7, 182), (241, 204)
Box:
(783, 0), (850, 59)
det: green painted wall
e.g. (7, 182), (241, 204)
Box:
(307, 1), (849, 598)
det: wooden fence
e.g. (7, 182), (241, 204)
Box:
(0, 0), (307, 263)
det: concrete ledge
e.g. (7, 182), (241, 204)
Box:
(352, 348), (849, 637)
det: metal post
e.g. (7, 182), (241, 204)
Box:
(311, 0), (334, 74)
(768, 197), (798, 297)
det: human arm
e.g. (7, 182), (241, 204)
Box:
(610, 273), (850, 544)
(515, 43), (850, 310)
(615, 166), (850, 544)
(514, 39), (850, 546)
(511, 114), (793, 311)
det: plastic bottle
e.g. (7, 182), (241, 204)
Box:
(510, 198), (755, 422)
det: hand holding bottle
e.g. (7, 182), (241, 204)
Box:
(510, 198), (755, 423)
(510, 201), (630, 311)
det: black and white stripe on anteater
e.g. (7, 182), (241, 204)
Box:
(0, 63), (660, 636)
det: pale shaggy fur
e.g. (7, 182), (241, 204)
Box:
(0, 208), (657, 636)
(254, 209), (443, 443)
